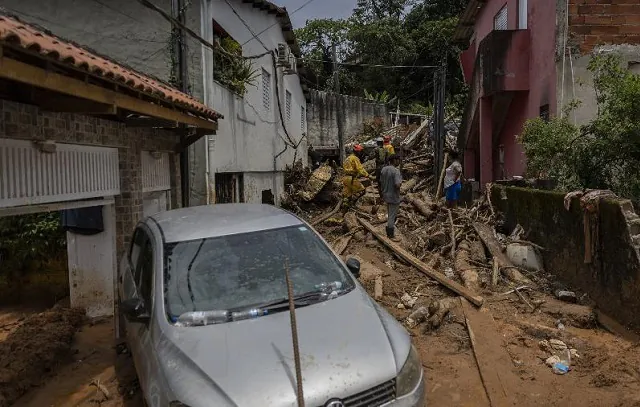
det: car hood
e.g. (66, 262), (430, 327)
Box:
(157, 288), (409, 406)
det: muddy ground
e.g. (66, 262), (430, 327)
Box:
(7, 213), (640, 406)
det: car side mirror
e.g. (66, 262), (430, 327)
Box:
(121, 298), (150, 323)
(346, 258), (361, 279)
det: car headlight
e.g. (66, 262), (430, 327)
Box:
(396, 344), (422, 396)
(169, 402), (190, 407)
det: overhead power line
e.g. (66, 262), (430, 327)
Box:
(299, 57), (439, 69)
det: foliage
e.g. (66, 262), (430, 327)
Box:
(407, 102), (433, 117)
(364, 89), (396, 104)
(519, 54), (640, 198)
(213, 37), (259, 95)
(297, 0), (467, 113)
(0, 212), (67, 271)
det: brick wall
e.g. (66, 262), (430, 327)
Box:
(0, 99), (182, 258)
(569, 0), (640, 53)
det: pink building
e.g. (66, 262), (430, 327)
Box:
(454, 0), (558, 186)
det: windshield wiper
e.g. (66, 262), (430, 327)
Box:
(258, 283), (347, 311)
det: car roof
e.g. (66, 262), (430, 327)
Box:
(148, 204), (304, 243)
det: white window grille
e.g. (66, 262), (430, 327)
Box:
(494, 6), (508, 31)
(518, 0), (528, 29)
(285, 90), (292, 121)
(262, 68), (271, 110)
(301, 106), (306, 132)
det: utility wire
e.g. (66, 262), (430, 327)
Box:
(241, 0), (319, 47)
(223, 0), (269, 52)
(89, 0), (144, 23)
(135, 0), (270, 60)
(299, 57), (439, 69)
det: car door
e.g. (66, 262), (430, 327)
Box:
(129, 232), (167, 405)
(119, 228), (145, 306)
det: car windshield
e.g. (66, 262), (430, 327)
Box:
(163, 225), (355, 321)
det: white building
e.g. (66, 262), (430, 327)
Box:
(193, 0), (309, 206)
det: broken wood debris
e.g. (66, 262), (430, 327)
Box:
(359, 218), (484, 307)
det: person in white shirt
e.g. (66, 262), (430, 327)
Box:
(443, 151), (463, 208)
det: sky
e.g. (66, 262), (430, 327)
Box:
(275, 0), (358, 28)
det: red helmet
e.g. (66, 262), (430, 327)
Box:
(353, 144), (364, 152)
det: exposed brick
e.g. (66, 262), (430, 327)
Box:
(611, 4), (640, 14)
(578, 4), (611, 14)
(570, 15), (586, 25)
(619, 25), (640, 35)
(590, 25), (620, 35)
(584, 15), (613, 25)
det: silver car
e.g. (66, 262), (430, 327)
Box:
(118, 204), (425, 407)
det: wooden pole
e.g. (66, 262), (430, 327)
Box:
(436, 152), (449, 200)
(285, 260), (305, 407)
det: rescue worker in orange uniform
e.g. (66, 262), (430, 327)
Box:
(342, 144), (371, 204)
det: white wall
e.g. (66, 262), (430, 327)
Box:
(66, 204), (116, 318)
(193, 0), (307, 205)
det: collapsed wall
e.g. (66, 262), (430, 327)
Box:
(492, 185), (640, 332)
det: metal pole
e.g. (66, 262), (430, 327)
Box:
(333, 43), (345, 165)
(172, 0), (190, 207)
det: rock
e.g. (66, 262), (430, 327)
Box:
(401, 293), (417, 309)
(397, 303), (405, 309)
(545, 355), (561, 367)
(405, 306), (429, 329)
(555, 290), (577, 303)
(374, 275), (383, 300)
(343, 212), (359, 232)
(549, 339), (568, 351)
(468, 239), (487, 263)
(506, 243), (543, 272)
(358, 261), (384, 282)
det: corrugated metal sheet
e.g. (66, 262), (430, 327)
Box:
(141, 151), (171, 193)
(0, 138), (120, 208)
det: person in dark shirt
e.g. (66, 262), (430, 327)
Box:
(380, 155), (402, 241)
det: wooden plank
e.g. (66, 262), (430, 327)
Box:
(332, 235), (353, 255)
(359, 218), (484, 307)
(0, 57), (217, 131)
(461, 298), (519, 407)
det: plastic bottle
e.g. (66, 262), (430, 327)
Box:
(231, 309), (268, 321)
(177, 310), (229, 326)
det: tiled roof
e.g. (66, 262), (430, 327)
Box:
(0, 12), (222, 121)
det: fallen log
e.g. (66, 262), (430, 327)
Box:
(447, 209), (456, 259)
(455, 243), (481, 293)
(435, 152), (449, 200)
(359, 218), (484, 307)
(400, 178), (418, 194)
(473, 222), (531, 285)
(310, 200), (342, 227)
(407, 194), (434, 218)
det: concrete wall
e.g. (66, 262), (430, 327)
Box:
(190, 0), (307, 205)
(492, 185), (640, 333)
(307, 90), (389, 147)
(3, 0), (204, 101)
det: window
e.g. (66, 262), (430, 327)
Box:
(138, 240), (154, 306)
(494, 5), (508, 31)
(301, 106), (306, 132)
(540, 104), (550, 122)
(212, 19), (248, 95)
(518, 0), (528, 29)
(130, 229), (146, 282)
(262, 68), (271, 110)
(285, 90), (292, 122)
(163, 225), (356, 319)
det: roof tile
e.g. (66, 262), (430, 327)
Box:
(0, 13), (221, 120)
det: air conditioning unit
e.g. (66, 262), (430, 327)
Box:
(277, 43), (291, 68)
